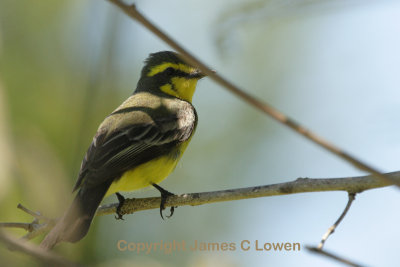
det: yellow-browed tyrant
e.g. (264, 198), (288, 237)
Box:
(40, 51), (205, 250)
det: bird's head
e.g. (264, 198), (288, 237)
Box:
(136, 51), (205, 102)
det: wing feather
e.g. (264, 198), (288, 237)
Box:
(73, 108), (195, 191)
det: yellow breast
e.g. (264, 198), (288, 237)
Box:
(105, 141), (191, 197)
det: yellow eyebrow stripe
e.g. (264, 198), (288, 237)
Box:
(147, 62), (194, 77)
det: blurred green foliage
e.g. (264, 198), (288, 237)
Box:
(0, 0), (135, 265)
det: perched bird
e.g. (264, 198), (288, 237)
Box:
(40, 51), (205, 250)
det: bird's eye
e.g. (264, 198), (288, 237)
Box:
(164, 67), (175, 75)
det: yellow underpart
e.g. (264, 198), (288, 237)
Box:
(160, 78), (198, 103)
(105, 156), (177, 197)
(147, 62), (194, 77)
(105, 140), (192, 197)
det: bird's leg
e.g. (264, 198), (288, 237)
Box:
(115, 192), (126, 220)
(152, 183), (176, 220)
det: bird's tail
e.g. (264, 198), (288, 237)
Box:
(40, 182), (110, 250)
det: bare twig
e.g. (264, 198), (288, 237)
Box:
(17, 204), (52, 223)
(0, 223), (37, 232)
(1, 172), (396, 266)
(0, 204), (54, 237)
(106, 0), (399, 188)
(96, 172), (394, 216)
(0, 222), (34, 231)
(307, 246), (365, 267)
(1, 171), (397, 236)
(318, 193), (356, 250)
(0, 230), (81, 267)
(22, 223), (52, 241)
(0, 205), (55, 241)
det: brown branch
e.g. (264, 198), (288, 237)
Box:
(21, 223), (52, 241)
(318, 193), (356, 250)
(96, 171), (395, 216)
(0, 204), (55, 241)
(0, 222), (36, 231)
(106, 0), (399, 188)
(1, 171), (396, 265)
(0, 230), (81, 267)
(307, 246), (365, 267)
(1, 171), (397, 237)
(2, 171), (397, 243)
(16, 204), (51, 223)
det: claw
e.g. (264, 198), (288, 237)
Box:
(166, 206), (175, 218)
(152, 183), (176, 219)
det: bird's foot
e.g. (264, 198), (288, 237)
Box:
(152, 183), (177, 220)
(115, 192), (126, 220)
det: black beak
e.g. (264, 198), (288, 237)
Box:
(189, 69), (206, 79)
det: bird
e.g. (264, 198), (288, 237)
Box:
(40, 51), (205, 250)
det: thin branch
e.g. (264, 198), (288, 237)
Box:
(22, 223), (52, 241)
(0, 205), (55, 241)
(1, 171), (397, 236)
(0, 230), (81, 267)
(96, 171), (395, 216)
(0, 223), (34, 231)
(106, 0), (399, 188)
(307, 246), (365, 267)
(318, 193), (356, 250)
(17, 204), (53, 223)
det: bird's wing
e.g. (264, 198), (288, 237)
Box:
(73, 113), (195, 191)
